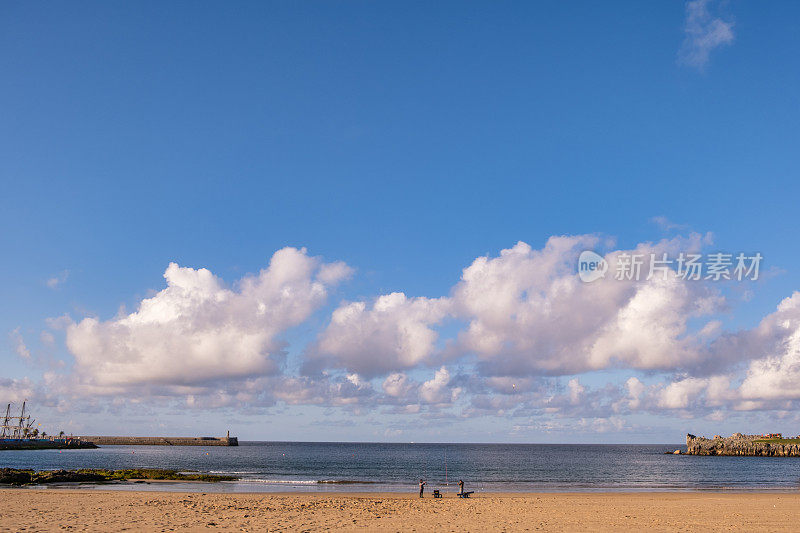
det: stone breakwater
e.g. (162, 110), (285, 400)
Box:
(686, 433), (800, 457)
(0, 438), (98, 450)
(78, 436), (238, 446)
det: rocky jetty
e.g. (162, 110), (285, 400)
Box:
(0, 438), (97, 450)
(686, 433), (800, 456)
(77, 435), (238, 446)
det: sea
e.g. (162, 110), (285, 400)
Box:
(4, 442), (800, 493)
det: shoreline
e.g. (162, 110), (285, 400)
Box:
(3, 489), (800, 531)
(7, 486), (800, 494)
(7, 482), (800, 494)
(6, 487), (800, 495)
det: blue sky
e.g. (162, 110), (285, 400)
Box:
(2, 1), (800, 443)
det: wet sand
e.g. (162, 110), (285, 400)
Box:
(1, 489), (800, 531)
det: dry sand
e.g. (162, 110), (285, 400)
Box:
(2, 489), (800, 532)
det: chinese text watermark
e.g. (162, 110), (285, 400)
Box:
(578, 251), (762, 283)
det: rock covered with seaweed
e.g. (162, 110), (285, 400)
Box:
(0, 468), (237, 485)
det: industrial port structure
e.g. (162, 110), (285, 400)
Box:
(1, 402), (97, 450)
(1, 402), (237, 449)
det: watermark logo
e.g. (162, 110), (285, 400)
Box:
(578, 251), (608, 283)
(578, 250), (762, 283)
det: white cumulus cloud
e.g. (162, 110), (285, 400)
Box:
(310, 292), (449, 376)
(419, 366), (460, 405)
(737, 292), (800, 401)
(65, 247), (351, 393)
(451, 236), (722, 377)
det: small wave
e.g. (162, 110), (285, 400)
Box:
(233, 478), (379, 485)
(236, 479), (319, 485)
(315, 480), (377, 485)
(209, 471), (260, 475)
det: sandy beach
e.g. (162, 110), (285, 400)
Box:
(2, 489), (800, 532)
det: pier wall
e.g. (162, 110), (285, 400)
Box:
(686, 434), (800, 456)
(1, 438), (97, 450)
(78, 436), (238, 446)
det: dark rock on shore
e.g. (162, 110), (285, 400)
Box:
(0, 468), (106, 485)
(0, 468), (237, 485)
(686, 433), (800, 457)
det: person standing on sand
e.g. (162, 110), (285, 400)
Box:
(458, 479), (464, 495)
(419, 479), (426, 498)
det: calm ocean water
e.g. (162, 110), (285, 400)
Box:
(4, 442), (800, 493)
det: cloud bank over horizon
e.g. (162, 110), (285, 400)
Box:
(9, 234), (800, 437)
